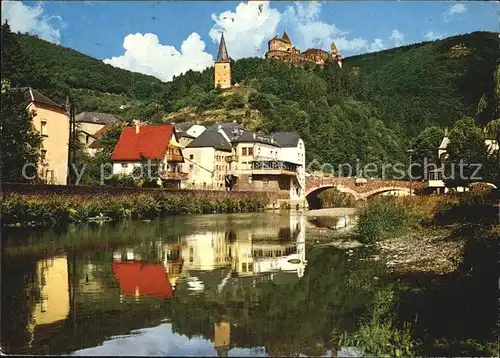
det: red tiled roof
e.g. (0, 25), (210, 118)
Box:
(111, 124), (174, 161)
(112, 261), (173, 299)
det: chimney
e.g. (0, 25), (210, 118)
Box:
(232, 119), (237, 123)
(135, 121), (140, 134)
(444, 127), (448, 136)
(253, 133), (256, 140)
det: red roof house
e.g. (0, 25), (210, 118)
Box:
(111, 124), (179, 161)
(111, 261), (174, 299)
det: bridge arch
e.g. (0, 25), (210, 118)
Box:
(305, 185), (360, 209)
(363, 187), (412, 199)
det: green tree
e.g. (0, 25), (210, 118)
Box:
(0, 87), (42, 182)
(444, 117), (492, 188)
(132, 156), (162, 187)
(225, 93), (245, 109)
(411, 126), (444, 179)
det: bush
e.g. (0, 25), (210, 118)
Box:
(357, 197), (412, 243)
(433, 192), (496, 225)
(225, 93), (245, 109)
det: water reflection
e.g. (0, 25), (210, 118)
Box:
(2, 213), (382, 356)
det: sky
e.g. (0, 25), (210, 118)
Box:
(1, 1), (498, 83)
(71, 322), (269, 356)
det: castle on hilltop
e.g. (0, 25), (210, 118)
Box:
(265, 31), (343, 68)
(213, 31), (343, 90)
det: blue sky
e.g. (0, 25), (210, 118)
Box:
(2, 1), (498, 82)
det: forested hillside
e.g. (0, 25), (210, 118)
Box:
(3, 23), (498, 168)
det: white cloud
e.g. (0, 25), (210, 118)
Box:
(280, 2), (388, 55)
(424, 30), (447, 41)
(208, 1), (281, 59)
(444, 4), (467, 20)
(389, 29), (404, 46)
(1, 1), (65, 44)
(367, 38), (386, 53)
(282, 2), (345, 50)
(103, 32), (213, 82)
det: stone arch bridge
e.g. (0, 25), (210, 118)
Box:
(305, 176), (424, 202)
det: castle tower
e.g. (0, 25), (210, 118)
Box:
(214, 33), (231, 89)
(331, 42), (343, 68)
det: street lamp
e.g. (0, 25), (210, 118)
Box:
(407, 149), (415, 197)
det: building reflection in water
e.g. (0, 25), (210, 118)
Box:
(157, 214), (307, 295)
(28, 255), (70, 347)
(214, 321), (230, 357)
(111, 253), (174, 300)
(108, 215), (306, 299)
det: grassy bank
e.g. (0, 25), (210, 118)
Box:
(1, 191), (272, 227)
(357, 188), (498, 243)
(339, 285), (418, 357)
(352, 188), (499, 356)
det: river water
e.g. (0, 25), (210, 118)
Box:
(1, 212), (386, 356)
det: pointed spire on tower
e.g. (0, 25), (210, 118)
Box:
(282, 30), (291, 44)
(216, 33), (231, 63)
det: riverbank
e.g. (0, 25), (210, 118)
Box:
(341, 191), (499, 357)
(1, 190), (275, 227)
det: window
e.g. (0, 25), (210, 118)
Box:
(189, 164), (194, 171)
(242, 262), (247, 272)
(189, 154), (194, 160)
(248, 147), (253, 156)
(40, 150), (47, 162)
(247, 262), (253, 272)
(121, 163), (128, 168)
(242, 147), (247, 156)
(40, 121), (47, 136)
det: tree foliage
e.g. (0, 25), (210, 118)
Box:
(0, 87), (42, 183)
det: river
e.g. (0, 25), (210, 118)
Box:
(1, 212), (387, 356)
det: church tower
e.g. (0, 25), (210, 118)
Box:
(214, 33), (231, 89)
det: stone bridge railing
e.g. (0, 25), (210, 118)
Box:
(305, 175), (424, 200)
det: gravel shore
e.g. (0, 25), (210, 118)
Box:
(306, 208), (359, 217)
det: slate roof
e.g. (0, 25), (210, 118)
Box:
(173, 122), (195, 133)
(111, 124), (175, 161)
(75, 112), (119, 125)
(282, 31), (292, 44)
(231, 130), (281, 147)
(206, 122), (243, 140)
(215, 33), (231, 63)
(272, 132), (300, 147)
(26, 88), (64, 109)
(186, 130), (232, 151)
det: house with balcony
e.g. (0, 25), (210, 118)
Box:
(224, 129), (307, 206)
(111, 123), (187, 188)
